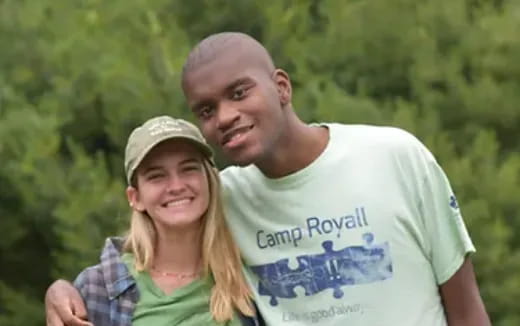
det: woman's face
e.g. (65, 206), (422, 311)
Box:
(127, 139), (210, 231)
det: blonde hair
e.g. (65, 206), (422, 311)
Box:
(123, 159), (254, 321)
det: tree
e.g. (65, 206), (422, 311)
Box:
(0, 0), (518, 324)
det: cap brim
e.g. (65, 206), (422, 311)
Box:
(127, 135), (213, 184)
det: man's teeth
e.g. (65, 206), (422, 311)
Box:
(230, 133), (243, 142)
(225, 126), (252, 144)
(166, 199), (191, 207)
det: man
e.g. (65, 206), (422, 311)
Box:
(46, 32), (491, 326)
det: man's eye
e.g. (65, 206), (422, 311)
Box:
(198, 106), (214, 119)
(231, 87), (247, 100)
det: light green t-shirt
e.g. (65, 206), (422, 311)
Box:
(121, 253), (241, 326)
(220, 124), (475, 326)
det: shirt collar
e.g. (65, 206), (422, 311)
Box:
(100, 237), (136, 299)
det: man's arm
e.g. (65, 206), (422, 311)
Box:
(440, 257), (492, 326)
(45, 280), (92, 326)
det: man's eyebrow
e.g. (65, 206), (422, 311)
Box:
(190, 77), (255, 111)
(191, 99), (212, 112)
(225, 77), (254, 93)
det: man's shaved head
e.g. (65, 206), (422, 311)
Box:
(180, 32), (297, 171)
(182, 32), (276, 83)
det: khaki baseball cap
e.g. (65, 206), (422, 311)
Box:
(124, 115), (213, 185)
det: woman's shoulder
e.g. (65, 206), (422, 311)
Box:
(73, 264), (106, 296)
(73, 237), (127, 296)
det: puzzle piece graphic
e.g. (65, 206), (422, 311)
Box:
(250, 233), (392, 306)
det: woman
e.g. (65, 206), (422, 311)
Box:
(73, 115), (259, 325)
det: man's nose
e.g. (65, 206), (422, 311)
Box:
(216, 102), (240, 131)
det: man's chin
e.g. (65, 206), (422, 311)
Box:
(225, 150), (258, 167)
(229, 157), (255, 167)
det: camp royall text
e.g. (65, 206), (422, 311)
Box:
(256, 207), (369, 249)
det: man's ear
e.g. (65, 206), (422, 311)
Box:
(126, 186), (145, 212)
(272, 69), (292, 107)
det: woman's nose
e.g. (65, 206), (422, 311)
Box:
(165, 175), (186, 194)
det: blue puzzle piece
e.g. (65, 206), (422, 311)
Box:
(250, 233), (393, 306)
(250, 258), (308, 306)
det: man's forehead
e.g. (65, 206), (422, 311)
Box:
(183, 55), (258, 99)
(191, 50), (241, 76)
(183, 33), (275, 95)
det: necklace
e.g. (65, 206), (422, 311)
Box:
(150, 267), (201, 279)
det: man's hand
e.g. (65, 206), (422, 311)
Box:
(45, 280), (92, 326)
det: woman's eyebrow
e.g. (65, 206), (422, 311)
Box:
(141, 166), (162, 174)
(179, 157), (202, 165)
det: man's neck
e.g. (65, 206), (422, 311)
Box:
(256, 118), (329, 179)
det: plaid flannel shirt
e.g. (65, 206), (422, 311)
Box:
(73, 237), (262, 326)
(73, 237), (138, 326)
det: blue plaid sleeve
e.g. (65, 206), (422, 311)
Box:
(74, 265), (113, 326)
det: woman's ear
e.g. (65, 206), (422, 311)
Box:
(272, 68), (292, 107)
(126, 186), (145, 212)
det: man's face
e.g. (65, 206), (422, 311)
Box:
(183, 54), (287, 166)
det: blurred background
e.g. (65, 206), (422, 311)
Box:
(0, 0), (519, 325)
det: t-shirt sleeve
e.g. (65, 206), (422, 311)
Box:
(415, 144), (476, 285)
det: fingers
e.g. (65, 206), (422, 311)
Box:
(69, 301), (91, 326)
(70, 290), (88, 321)
(63, 315), (93, 326)
(50, 299), (92, 326)
(46, 307), (64, 326)
(45, 282), (66, 326)
(48, 303), (92, 326)
(45, 280), (91, 326)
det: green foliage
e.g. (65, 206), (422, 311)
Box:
(1, 0), (518, 324)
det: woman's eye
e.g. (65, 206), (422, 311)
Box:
(183, 165), (201, 172)
(147, 173), (164, 180)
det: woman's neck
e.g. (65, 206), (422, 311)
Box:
(153, 224), (203, 275)
(148, 223), (203, 295)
